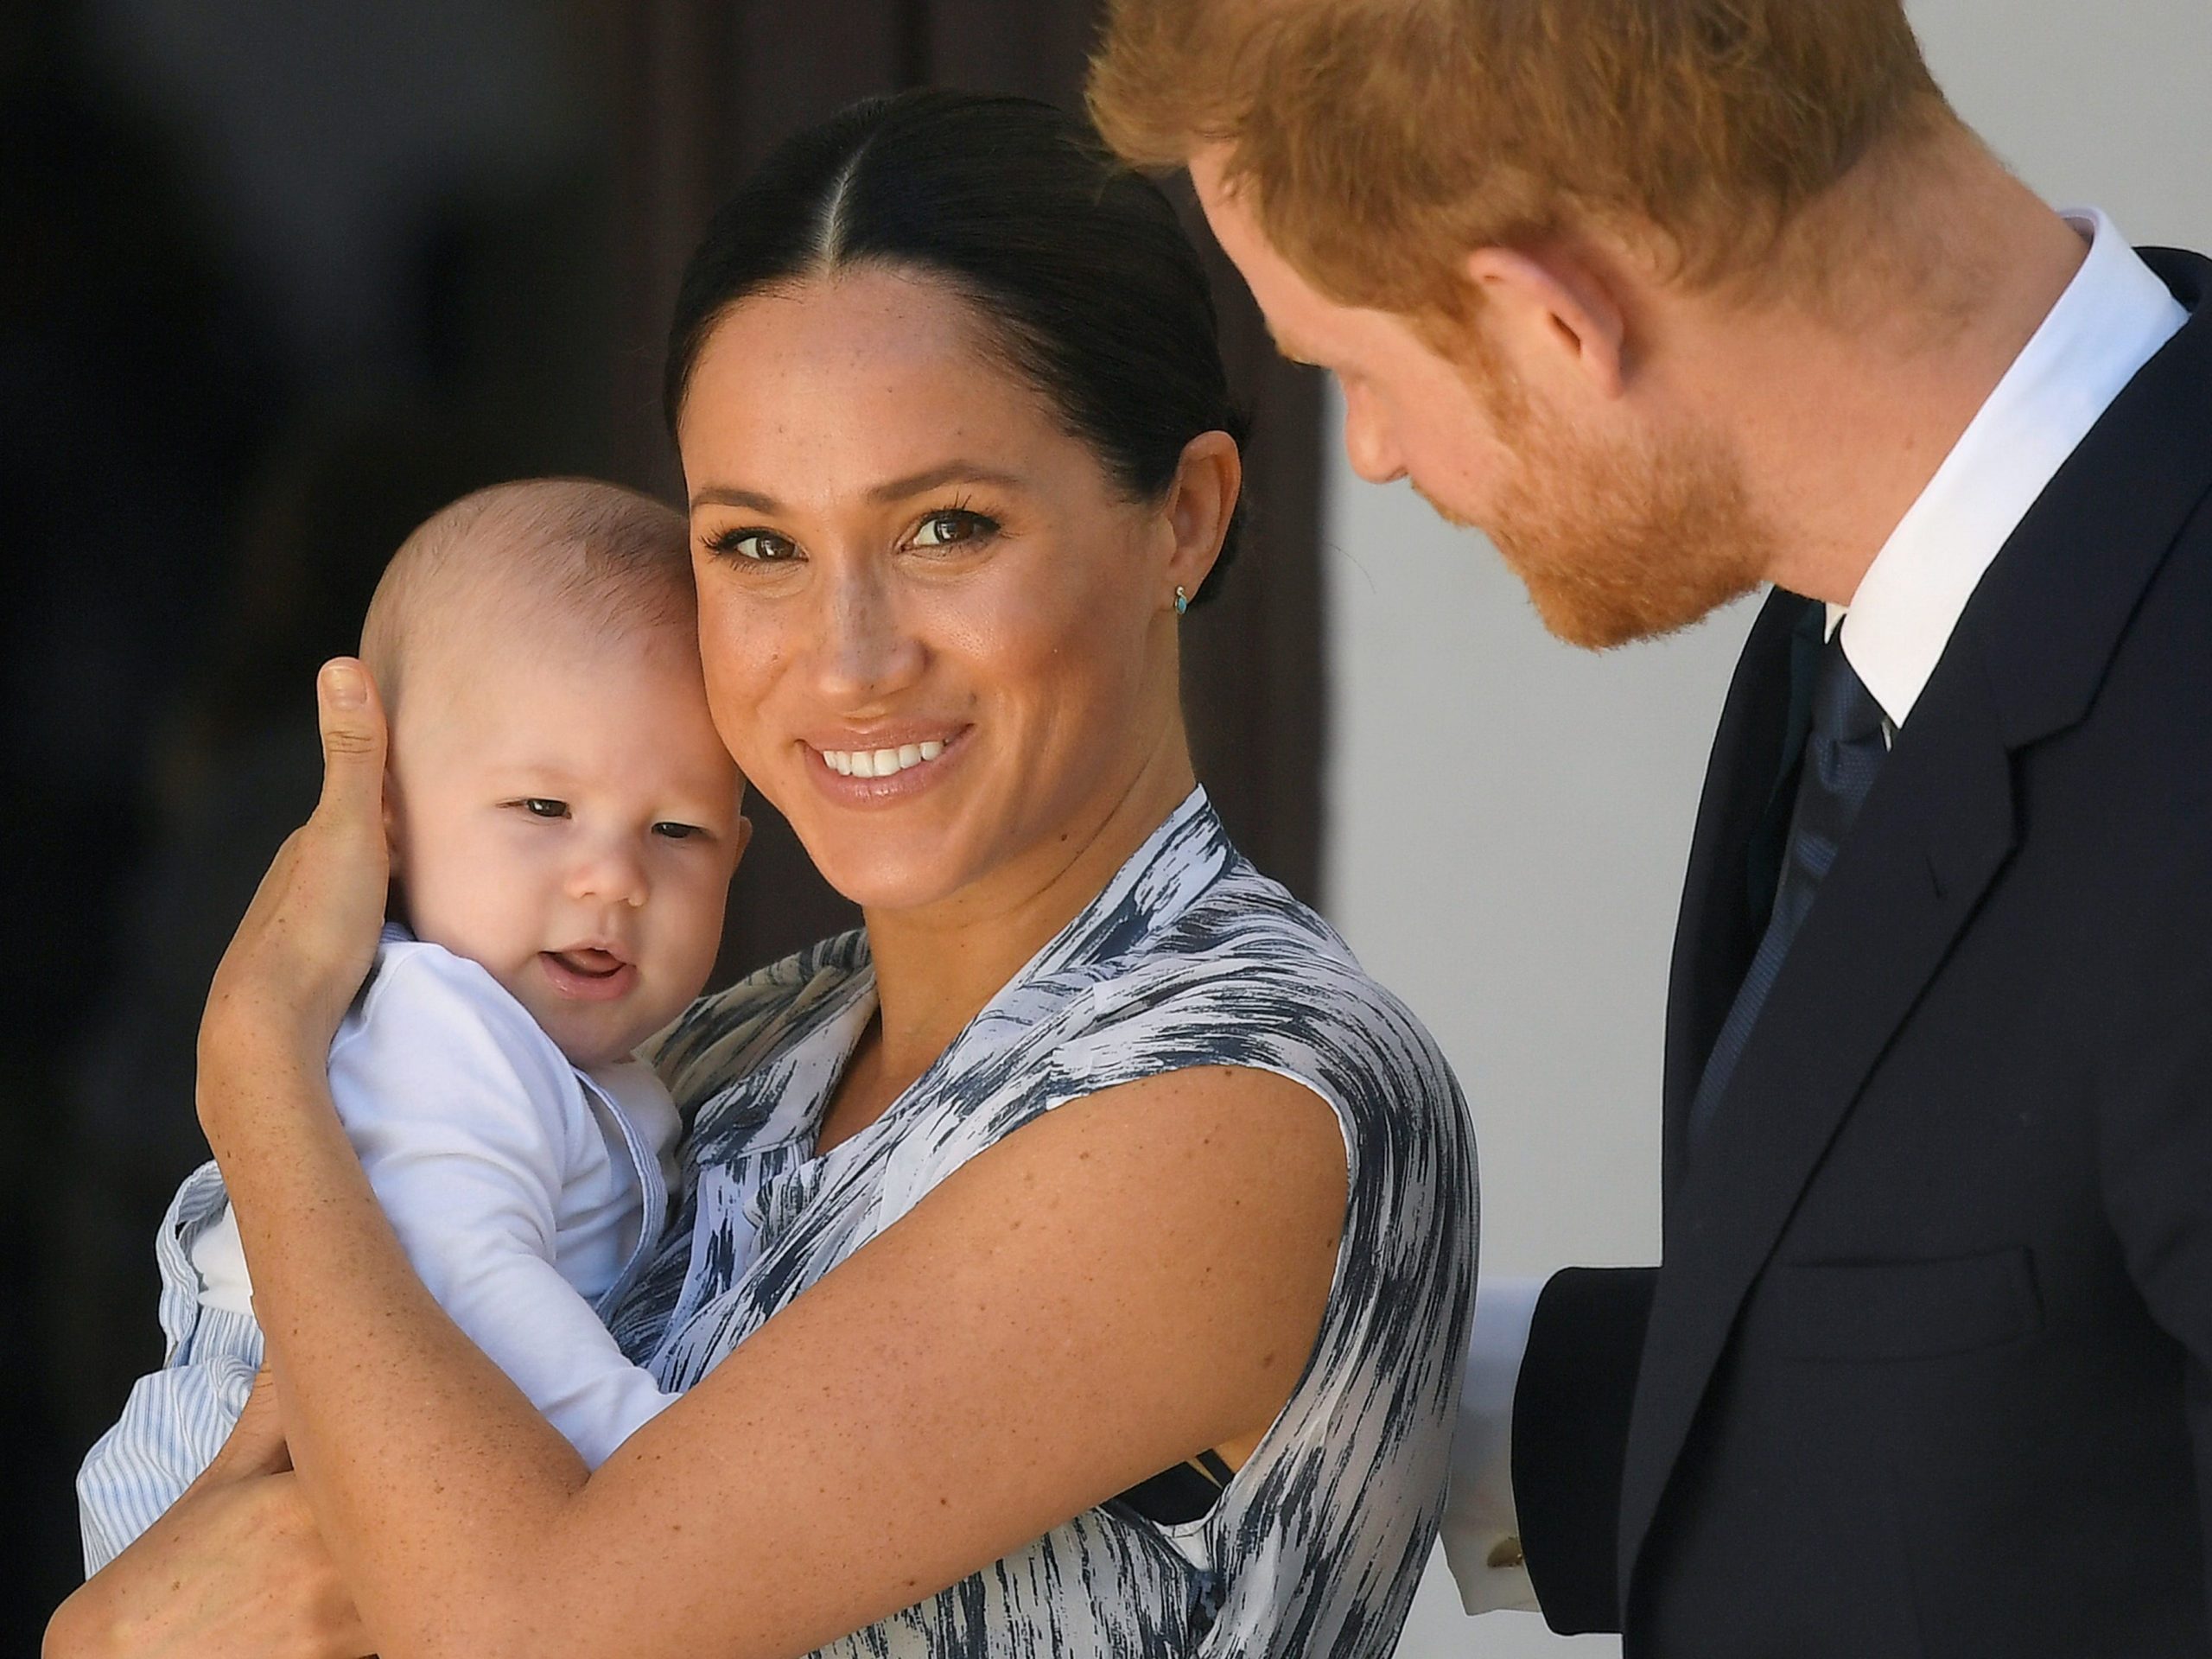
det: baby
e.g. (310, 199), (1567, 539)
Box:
(77, 478), (746, 1572)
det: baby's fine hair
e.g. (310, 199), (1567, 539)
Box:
(361, 479), (693, 711)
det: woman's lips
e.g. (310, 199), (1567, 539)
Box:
(538, 949), (636, 1001)
(803, 726), (969, 805)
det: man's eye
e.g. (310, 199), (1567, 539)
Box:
(652, 821), (703, 841)
(518, 798), (569, 819)
(911, 509), (998, 549)
(703, 527), (798, 563)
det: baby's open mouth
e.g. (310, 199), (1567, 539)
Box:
(539, 948), (636, 1003)
(547, 947), (626, 978)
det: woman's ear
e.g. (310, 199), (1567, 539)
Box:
(1464, 245), (1629, 399)
(1162, 429), (1243, 604)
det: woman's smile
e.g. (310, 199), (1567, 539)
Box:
(805, 725), (969, 801)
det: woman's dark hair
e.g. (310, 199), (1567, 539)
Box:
(664, 89), (1248, 596)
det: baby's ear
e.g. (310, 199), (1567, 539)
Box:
(381, 768), (403, 872)
(380, 773), (407, 925)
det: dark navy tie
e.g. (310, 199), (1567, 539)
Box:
(1688, 632), (1891, 1147)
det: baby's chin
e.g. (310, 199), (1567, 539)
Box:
(519, 987), (687, 1072)
(541, 1011), (673, 1071)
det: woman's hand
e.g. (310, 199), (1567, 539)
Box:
(197, 661), (391, 1146)
(44, 1370), (372, 1659)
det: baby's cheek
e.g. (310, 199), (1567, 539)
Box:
(407, 882), (530, 981)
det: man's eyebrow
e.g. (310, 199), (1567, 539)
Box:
(690, 462), (1027, 516)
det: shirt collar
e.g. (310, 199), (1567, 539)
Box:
(1828, 208), (2188, 728)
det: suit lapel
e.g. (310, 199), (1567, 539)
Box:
(1618, 245), (2212, 1604)
(1659, 589), (1815, 1194)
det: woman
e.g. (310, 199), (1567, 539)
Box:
(51, 91), (1475, 1657)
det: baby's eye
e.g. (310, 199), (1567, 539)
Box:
(516, 798), (569, 820)
(652, 821), (705, 841)
(703, 527), (798, 563)
(911, 508), (998, 550)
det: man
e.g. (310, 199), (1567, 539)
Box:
(1091, 3), (2212, 1655)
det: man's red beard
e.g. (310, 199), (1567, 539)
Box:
(1432, 369), (1773, 651)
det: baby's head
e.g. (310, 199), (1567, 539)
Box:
(362, 479), (746, 1069)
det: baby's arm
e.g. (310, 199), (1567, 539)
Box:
(73, 949), (677, 1575)
(328, 947), (677, 1468)
(75, 1164), (265, 1574)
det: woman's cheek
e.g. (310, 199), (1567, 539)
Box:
(698, 612), (787, 777)
(946, 551), (1112, 682)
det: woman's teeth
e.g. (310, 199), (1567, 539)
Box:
(819, 740), (945, 778)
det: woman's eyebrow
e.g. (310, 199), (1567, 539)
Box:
(866, 462), (1027, 503)
(690, 463), (1026, 516)
(690, 485), (781, 513)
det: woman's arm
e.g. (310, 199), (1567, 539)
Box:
(48, 1370), (371, 1659)
(199, 663), (1349, 1659)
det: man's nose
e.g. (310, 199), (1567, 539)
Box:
(1341, 383), (1408, 485)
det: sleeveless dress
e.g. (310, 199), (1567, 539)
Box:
(606, 791), (1478, 1656)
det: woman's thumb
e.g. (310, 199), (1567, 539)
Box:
(315, 658), (387, 828)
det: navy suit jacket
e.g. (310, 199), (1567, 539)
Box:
(1513, 246), (2212, 1657)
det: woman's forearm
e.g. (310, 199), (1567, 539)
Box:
(204, 1036), (590, 1654)
(194, 1040), (1347, 1659)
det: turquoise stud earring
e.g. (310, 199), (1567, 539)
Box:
(1173, 585), (1190, 615)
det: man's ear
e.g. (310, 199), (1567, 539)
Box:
(1465, 245), (1628, 398)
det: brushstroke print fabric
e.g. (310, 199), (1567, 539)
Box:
(608, 791), (1478, 1656)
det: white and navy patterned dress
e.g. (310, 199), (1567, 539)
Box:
(608, 791), (1478, 1657)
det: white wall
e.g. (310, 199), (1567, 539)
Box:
(1341, 8), (2212, 1656)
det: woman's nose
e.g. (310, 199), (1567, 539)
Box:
(813, 563), (926, 706)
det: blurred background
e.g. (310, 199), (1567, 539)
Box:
(3, 1), (2206, 1655)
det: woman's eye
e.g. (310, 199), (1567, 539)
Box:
(704, 527), (798, 563)
(911, 508), (998, 550)
(518, 798), (569, 819)
(652, 821), (704, 841)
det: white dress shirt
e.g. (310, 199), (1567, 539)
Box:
(1443, 207), (2189, 1616)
